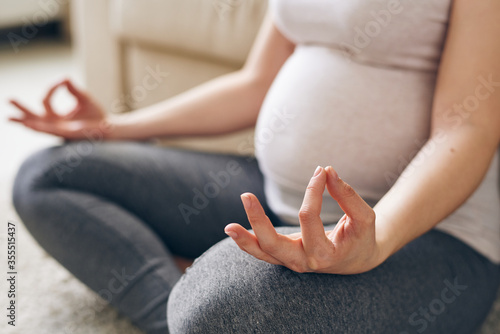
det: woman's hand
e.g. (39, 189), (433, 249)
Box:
(225, 166), (386, 275)
(8, 79), (112, 140)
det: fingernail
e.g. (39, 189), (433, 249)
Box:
(326, 166), (339, 180)
(313, 166), (322, 177)
(225, 230), (238, 239)
(241, 194), (252, 209)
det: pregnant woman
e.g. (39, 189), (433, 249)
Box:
(10, 0), (500, 333)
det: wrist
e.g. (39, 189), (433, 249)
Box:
(373, 213), (398, 266)
(103, 114), (134, 140)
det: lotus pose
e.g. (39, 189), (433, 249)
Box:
(10, 0), (500, 333)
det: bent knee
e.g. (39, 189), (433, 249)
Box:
(167, 239), (308, 333)
(13, 145), (67, 214)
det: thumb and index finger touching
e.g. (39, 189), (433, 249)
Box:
(9, 79), (85, 118)
(300, 166), (374, 234)
(42, 79), (87, 117)
(324, 166), (375, 225)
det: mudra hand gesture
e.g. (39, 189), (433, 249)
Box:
(225, 166), (383, 275)
(9, 79), (108, 140)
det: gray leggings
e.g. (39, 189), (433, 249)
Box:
(13, 141), (500, 334)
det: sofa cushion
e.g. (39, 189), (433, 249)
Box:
(112, 0), (268, 66)
(123, 44), (237, 111)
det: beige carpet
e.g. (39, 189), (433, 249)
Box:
(0, 41), (498, 334)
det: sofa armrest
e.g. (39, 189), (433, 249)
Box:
(71, 0), (122, 112)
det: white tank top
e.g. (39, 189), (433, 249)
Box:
(255, 0), (500, 263)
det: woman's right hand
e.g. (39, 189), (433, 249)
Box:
(9, 79), (113, 140)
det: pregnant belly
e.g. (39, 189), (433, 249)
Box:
(255, 45), (437, 200)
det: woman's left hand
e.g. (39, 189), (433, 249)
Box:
(225, 166), (386, 275)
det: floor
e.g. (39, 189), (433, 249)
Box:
(0, 41), (498, 334)
(0, 40), (66, 201)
